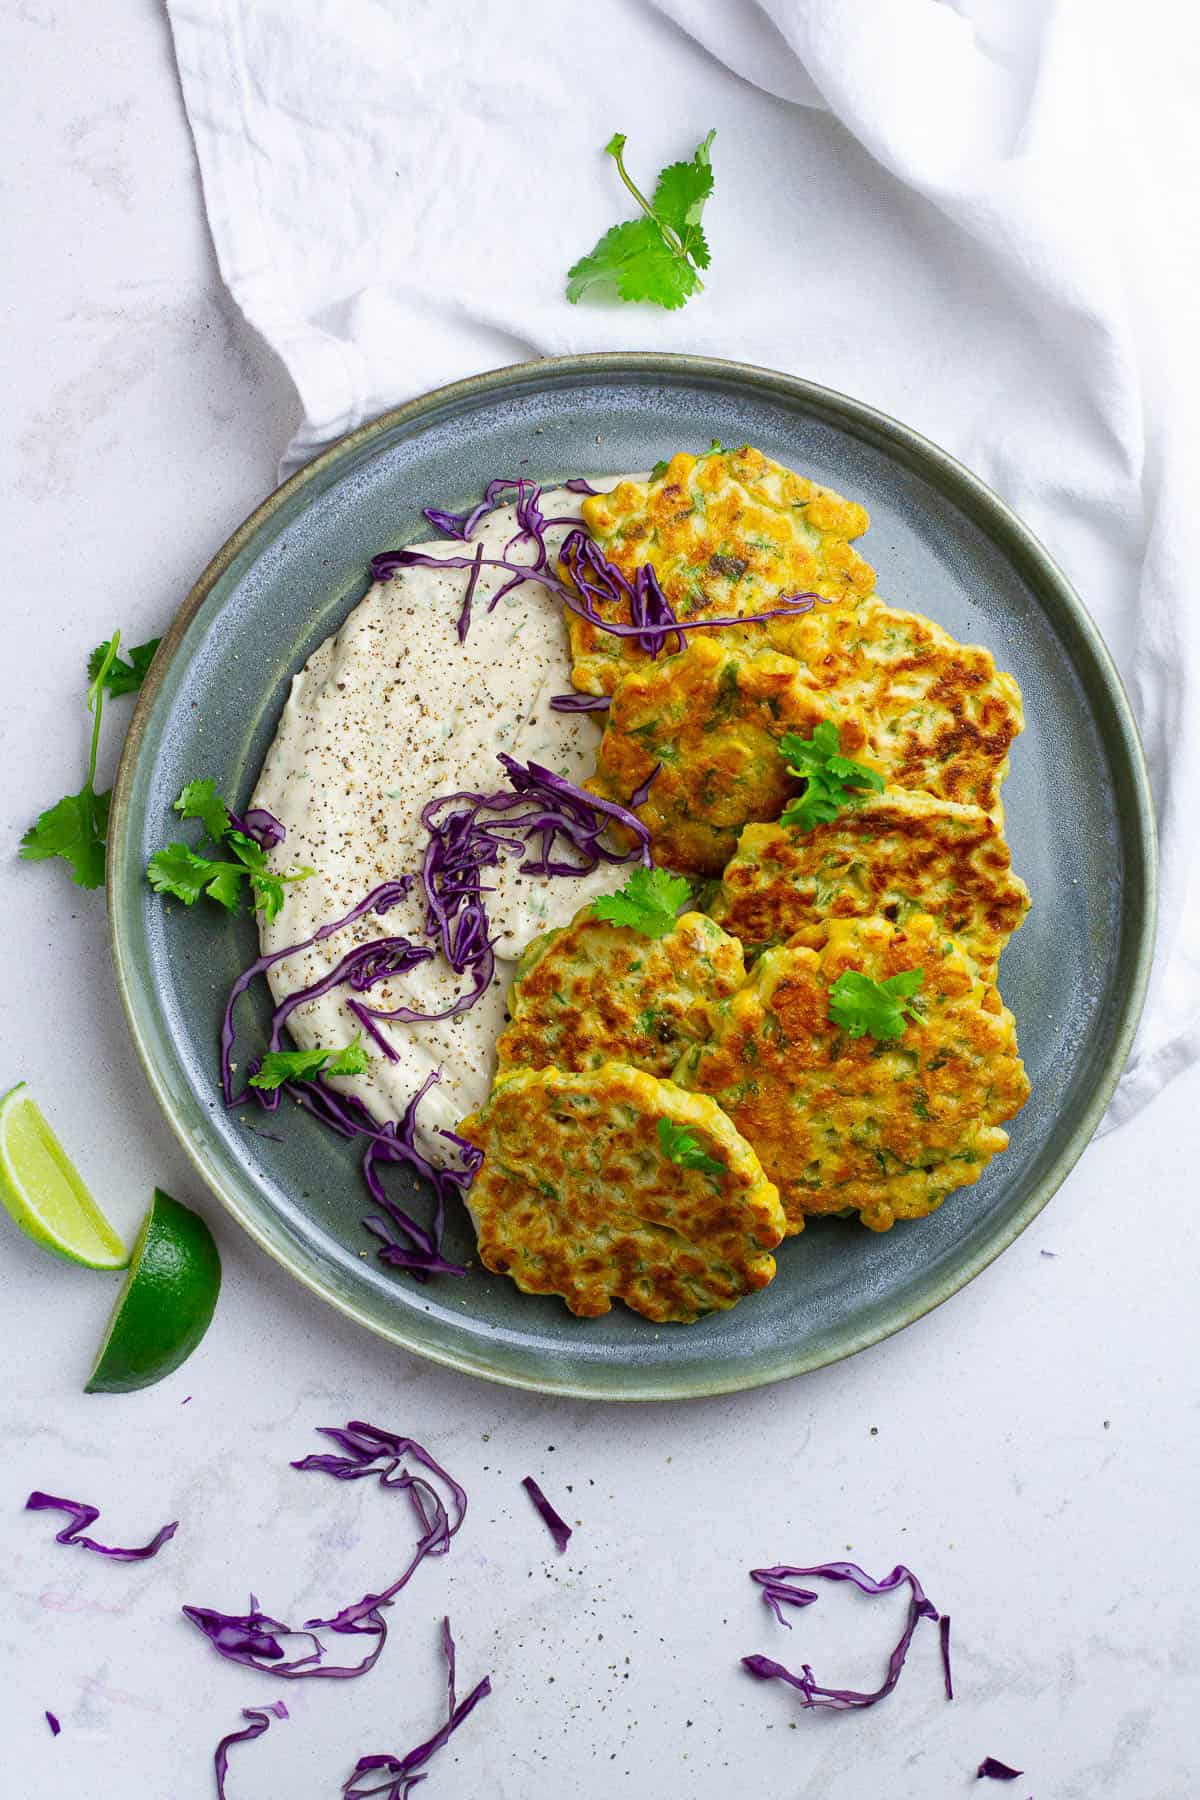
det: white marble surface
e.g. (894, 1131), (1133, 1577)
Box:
(3, 6), (1199, 1796)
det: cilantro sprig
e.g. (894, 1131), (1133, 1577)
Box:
(779, 722), (884, 832)
(657, 1116), (725, 1177)
(147, 781), (313, 921)
(593, 865), (692, 938)
(21, 628), (162, 890)
(88, 635), (160, 698)
(567, 129), (715, 311)
(249, 1034), (369, 1091)
(827, 968), (925, 1042)
(20, 635), (120, 889)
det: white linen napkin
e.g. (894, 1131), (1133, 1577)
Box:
(165, 0), (1200, 1127)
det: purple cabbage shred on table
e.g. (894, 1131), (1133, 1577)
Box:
(342, 1617), (491, 1799)
(212, 1700), (288, 1799)
(183, 1424), (465, 1683)
(977, 1756), (1024, 1780)
(520, 1475), (572, 1553)
(24, 1491), (178, 1561)
(741, 1561), (949, 1711)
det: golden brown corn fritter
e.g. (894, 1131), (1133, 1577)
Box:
(497, 905), (746, 1081)
(570, 443), (876, 697)
(711, 789), (1030, 983)
(458, 1064), (785, 1324)
(673, 915), (1030, 1235)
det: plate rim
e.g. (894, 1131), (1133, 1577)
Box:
(107, 350), (1158, 1399)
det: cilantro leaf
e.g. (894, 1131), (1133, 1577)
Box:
(249, 1034), (370, 1091)
(88, 636), (160, 697)
(146, 843), (246, 911)
(657, 1116), (725, 1177)
(650, 129), (715, 267)
(610, 222), (701, 309)
(827, 967), (925, 1041)
(19, 632), (121, 890)
(593, 865), (692, 937)
(173, 777), (231, 844)
(567, 218), (695, 308)
(19, 787), (110, 889)
(779, 721), (884, 832)
(566, 129), (716, 310)
(227, 830), (315, 923)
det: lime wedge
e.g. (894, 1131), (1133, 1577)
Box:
(86, 1189), (221, 1394)
(0, 1083), (128, 1270)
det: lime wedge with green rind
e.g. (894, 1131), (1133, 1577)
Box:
(0, 1082), (128, 1270)
(86, 1188), (221, 1394)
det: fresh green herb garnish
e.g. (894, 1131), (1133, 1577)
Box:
(22, 629), (165, 891)
(779, 721), (884, 831)
(827, 968), (924, 1041)
(19, 634), (121, 890)
(657, 1116), (725, 1177)
(88, 636), (160, 697)
(227, 831), (314, 924)
(147, 783), (313, 919)
(248, 1034), (369, 1091)
(146, 843), (247, 910)
(593, 865), (692, 938)
(566, 129), (715, 310)
(173, 777), (232, 843)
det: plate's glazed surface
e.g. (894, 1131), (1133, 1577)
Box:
(107, 354), (1156, 1399)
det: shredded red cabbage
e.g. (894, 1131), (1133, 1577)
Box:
(343, 1617), (491, 1799)
(550, 691), (611, 712)
(353, 753), (650, 1056)
(45, 1711), (61, 1737)
(742, 1562), (944, 1711)
(25, 1492), (178, 1561)
(255, 934), (434, 1096)
(422, 476), (546, 549)
(287, 1072), (473, 1282)
(521, 1476), (572, 1554)
(373, 519), (820, 662)
(560, 532), (682, 656)
(410, 476), (575, 638)
(977, 1758), (1023, 1781)
(227, 806), (286, 851)
(563, 476), (599, 495)
(221, 877), (412, 1106)
(940, 1613), (954, 1699)
(213, 1700), (288, 1799)
(456, 544), (484, 644)
(185, 1424), (465, 1686)
(185, 1592), (395, 1682)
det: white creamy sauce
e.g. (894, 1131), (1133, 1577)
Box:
(251, 484), (624, 1159)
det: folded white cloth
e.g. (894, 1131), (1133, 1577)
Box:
(166, 0), (1200, 1126)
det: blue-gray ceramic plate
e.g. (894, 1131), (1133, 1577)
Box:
(107, 354), (1156, 1399)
